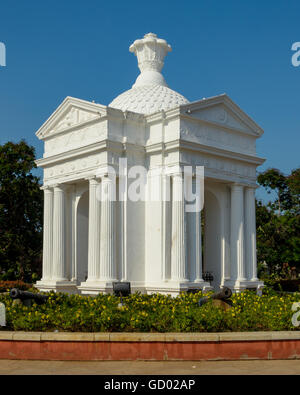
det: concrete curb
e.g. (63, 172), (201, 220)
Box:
(1, 331), (300, 361)
(0, 330), (300, 342)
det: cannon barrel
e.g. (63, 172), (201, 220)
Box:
(199, 287), (232, 307)
(10, 288), (49, 304)
(211, 287), (232, 300)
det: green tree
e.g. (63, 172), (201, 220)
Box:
(257, 168), (292, 214)
(257, 168), (300, 275)
(287, 168), (300, 215)
(0, 140), (43, 282)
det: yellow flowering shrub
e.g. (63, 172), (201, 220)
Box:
(0, 288), (300, 332)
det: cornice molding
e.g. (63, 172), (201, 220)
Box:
(36, 139), (147, 169)
(36, 140), (108, 168)
(178, 139), (265, 166)
(180, 94), (264, 137)
(145, 139), (265, 166)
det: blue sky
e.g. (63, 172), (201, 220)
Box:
(0, 0), (299, 201)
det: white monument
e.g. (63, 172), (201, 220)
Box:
(36, 33), (265, 295)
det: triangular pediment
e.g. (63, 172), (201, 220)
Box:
(36, 96), (107, 139)
(180, 94), (264, 137)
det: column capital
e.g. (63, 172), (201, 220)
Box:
(244, 184), (259, 191)
(165, 165), (183, 177)
(96, 165), (117, 179)
(40, 185), (53, 192)
(86, 176), (101, 184)
(231, 183), (245, 192)
(52, 183), (66, 192)
(171, 172), (184, 181)
(101, 173), (116, 183)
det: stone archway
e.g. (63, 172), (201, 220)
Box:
(203, 188), (222, 290)
(76, 190), (89, 284)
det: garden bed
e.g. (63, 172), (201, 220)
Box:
(1, 289), (300, 333)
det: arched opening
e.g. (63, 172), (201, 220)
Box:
(203, 189), (222, 290)
(76, 191), (89, 284)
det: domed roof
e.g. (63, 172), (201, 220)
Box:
(109, 33), (189, 115)
(110, 85), (189, 115)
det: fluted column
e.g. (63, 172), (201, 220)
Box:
(245, 187), (258, 281)
(42, 186), (53, 281)
(162, 173), (171, 281)
(230, 184), (246, 282)
(100, 175), (116, 281)
(87, 178), (101, 281)
(171, 172), (187, 282)
(194, 177), (203, 282)
(52, 185), (67, 281)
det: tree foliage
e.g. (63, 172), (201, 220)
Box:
(0, 141), (43, 281)
(257, 168), (300, 274)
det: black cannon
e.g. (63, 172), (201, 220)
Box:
(198, 287), (232, 307)
(113, 282), (131, 308)
(113, 282), (131, 298)
(10, 288), (49, 306)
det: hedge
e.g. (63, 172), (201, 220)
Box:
(0, 288), (300, 332)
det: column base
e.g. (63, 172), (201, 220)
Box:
(145, 281), (213, 296)
(78, 280), (116, 295)
(35, 280), (79, 294)
(78, 280), (214, 296)
(223, 279), (264, 293)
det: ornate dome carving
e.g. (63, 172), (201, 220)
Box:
(110, 85), (189, 115)
(109, 33), (189, 115)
